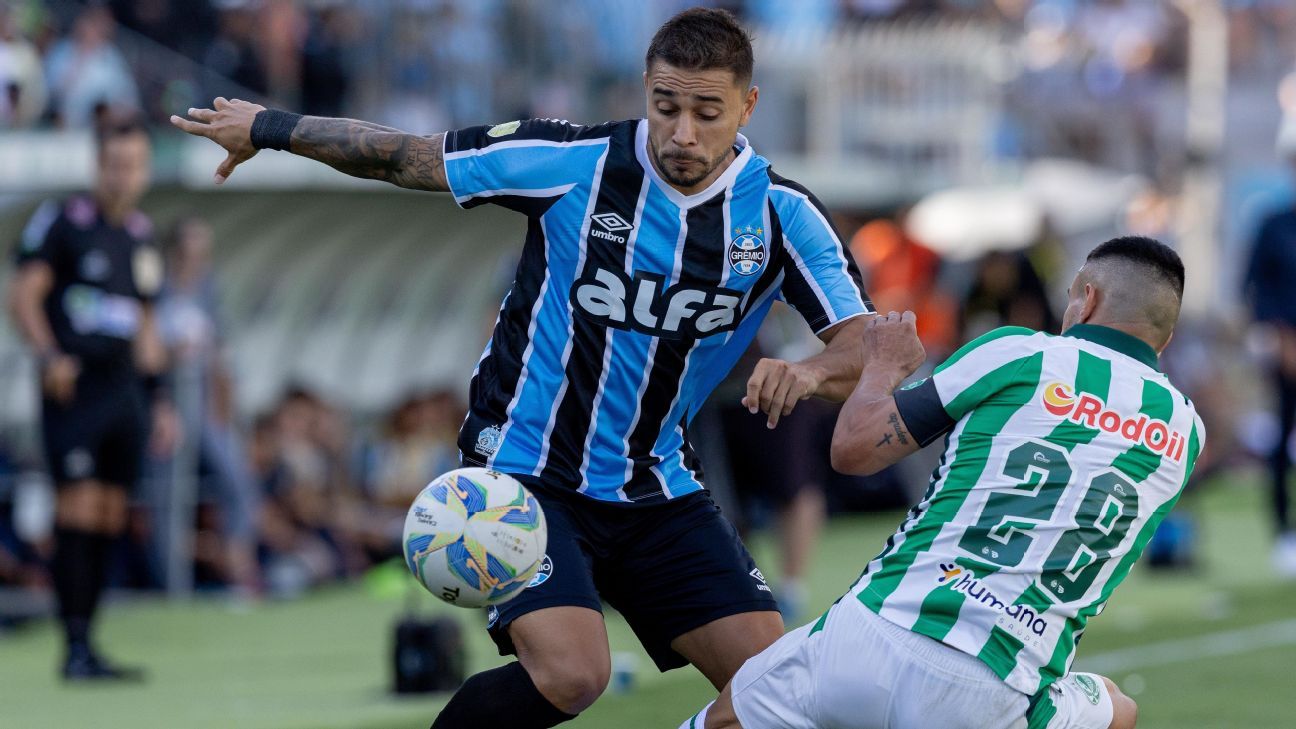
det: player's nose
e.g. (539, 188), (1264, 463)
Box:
(672, 116), (696, 146)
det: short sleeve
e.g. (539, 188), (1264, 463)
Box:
(13, 200), (64, 268)
(443, 119), (613, 216)
(770, 182), (874, 334)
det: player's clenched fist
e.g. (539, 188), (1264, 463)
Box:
(862, 310), (925, 379)
(170, 97), (265, 184)
(743, 358), (822, 429)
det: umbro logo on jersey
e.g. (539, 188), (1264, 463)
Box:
(590, 213), (634, 244)
(571, 268), (741, 339)
(1041, 382), (1187, 462)
(592, 212), (632, 231)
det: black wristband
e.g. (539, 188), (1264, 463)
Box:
(250, 109), (302, 151)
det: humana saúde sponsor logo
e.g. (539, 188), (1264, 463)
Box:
(1041, 382), (1187, 462)
(936, 563), (1048, 637)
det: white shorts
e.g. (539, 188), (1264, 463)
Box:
(729, 597), (1114, 729)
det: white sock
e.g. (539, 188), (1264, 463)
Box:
(680, 701), (712, 729)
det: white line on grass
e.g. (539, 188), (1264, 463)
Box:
(1077, 618), (1296, 674)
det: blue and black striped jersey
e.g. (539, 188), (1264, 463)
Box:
(446, 118), (873, 504)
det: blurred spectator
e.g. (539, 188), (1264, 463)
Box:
(257, 0), (306, 106)
(202, 3), (267, 98)
(149, 217), (260, 594)
(43, 4), (138, 128)
(351, 390), (462, 563)
(0, 3), (46, 128)
(1244, 152), (1296, 578)
(300, 5), (357, 118)
(849, 218), (959, 361)
(108, 0), (217, 61)
(256, 387), (361, 597)
(960, 247), (1060, 340)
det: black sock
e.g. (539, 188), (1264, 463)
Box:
(85, 533), (114, 624)
(430, 662), (577, 729)
(51, 527), (100, 651)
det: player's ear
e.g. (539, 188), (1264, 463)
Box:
(1080, 282), (1100, 323)
(740, 85), (759, 127)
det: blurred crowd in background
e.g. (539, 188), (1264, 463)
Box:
(0, 0), (1292, 166)
(1, 0), (1295, 629)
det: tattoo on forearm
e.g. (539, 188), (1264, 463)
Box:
(876, 432), (893, 447)
(289, 118), (447, 191)
(886, 412), (910, 446)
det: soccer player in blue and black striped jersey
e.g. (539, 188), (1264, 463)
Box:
(174, 8), (875, 727)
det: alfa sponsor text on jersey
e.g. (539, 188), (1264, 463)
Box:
(443, 118), (872, 503)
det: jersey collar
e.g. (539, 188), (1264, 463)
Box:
(635, 119), (753, 209)
(1062, 324), (1160, 371)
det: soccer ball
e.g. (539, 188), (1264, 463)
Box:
(403, 468), (547, 608)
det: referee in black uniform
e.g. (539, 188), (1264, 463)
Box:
(7, 116), (173, 680)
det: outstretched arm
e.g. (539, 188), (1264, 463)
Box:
(171, 97), (448, 191)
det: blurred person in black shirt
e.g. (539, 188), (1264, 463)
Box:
(6, 115), (173, 680)
(1245, 165), (1296, 577)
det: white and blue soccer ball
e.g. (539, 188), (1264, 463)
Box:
(403, 467), (547, 608)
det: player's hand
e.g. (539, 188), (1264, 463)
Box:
(40, 353), (79, 404)
(170, 97), (265, 184)
(743, 358), (821, 430)
(862, 311), (925, 379)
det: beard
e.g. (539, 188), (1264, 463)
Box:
(650, 139), (732, 189)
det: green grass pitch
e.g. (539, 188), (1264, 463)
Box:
(2, 472), (1293, 728)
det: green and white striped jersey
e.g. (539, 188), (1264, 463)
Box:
(849, 324), (1204, 698)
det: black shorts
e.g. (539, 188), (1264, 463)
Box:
(41, 371), (147, 488)
(720, 398), (839, 506)
(485, 479), (779, 671)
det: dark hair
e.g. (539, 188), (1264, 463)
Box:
(1086, 235), (1185, 297)
(645, 7), (754, 86)
(95, 111), (150, 152)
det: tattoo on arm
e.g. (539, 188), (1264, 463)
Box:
(875, 431), (893, 447)
(288, 117), (448, 191)
(886, 412), (910, 446)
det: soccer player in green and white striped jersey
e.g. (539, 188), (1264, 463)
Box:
(680, 237), (1201, 729)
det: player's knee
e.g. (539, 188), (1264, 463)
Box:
(55, 482), (104, 530)
(528, 659), (609, 715)
(1103, 677), (1138, 729)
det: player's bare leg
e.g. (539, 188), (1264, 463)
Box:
(512, 606), (612, 714)
(776, 486), (825, 620)
(1103, 676), (1138, 729)
(670, 610), (783, 690)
